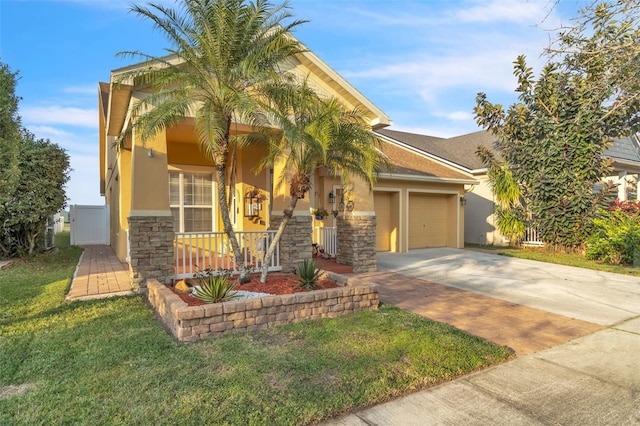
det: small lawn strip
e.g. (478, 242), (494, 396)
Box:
(1, 233), (513, 425)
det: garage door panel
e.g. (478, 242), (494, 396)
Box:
(409, 194), (449, 249)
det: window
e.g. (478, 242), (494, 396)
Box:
(169, 172), (214, 232)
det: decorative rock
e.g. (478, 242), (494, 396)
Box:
(174, 280), (191, 293)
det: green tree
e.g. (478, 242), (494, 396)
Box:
(551, 0), (640, 133)
(475, 1), (639, 251)
(0, 61), (21, 212)
(475, 55), (621, 250)
(256, 79), (388, 282)
(118, 0), (305, 282)
(0, 130), (70, 257)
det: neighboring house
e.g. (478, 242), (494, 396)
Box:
(376, 129), (640, 246)
(98, 38), (474, 291)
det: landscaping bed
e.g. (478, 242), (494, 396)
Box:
(148, 272), (379, 341)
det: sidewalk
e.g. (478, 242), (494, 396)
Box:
(66, 245), (134, 300)
(325, 318), (640, 425)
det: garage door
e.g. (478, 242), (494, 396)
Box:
(374, 191), (392, 251)
(408, 193), (449, 249)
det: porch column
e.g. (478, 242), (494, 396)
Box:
(618, 171), (628, 201)
(127, 127), (174, 292)
(270, 212), (312, 273)
(336, 213), (377, 273)
(336, 176), (377, 273)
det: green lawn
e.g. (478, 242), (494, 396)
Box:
(465, 243), (640, 277)
(0, 233), (513, 425)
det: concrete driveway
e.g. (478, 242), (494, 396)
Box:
(323, 249), (640, 425)
(377, 248), (640, 326)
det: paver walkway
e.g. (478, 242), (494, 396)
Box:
(356, 271), (603, 355)
(66, 245), (134, 300)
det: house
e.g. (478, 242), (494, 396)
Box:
(376, 129), (640, 246)
(98, 38), (474, 291)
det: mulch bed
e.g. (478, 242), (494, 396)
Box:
(168, 273), (339, 307)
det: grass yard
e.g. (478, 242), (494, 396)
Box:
(466, 244), (640, 277)
(1, 233), (513, 425)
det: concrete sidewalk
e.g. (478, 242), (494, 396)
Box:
(327, 318), (640, 425)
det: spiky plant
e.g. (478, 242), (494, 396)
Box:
(192, 272), (240, 304)
(296, 259), (322, 290)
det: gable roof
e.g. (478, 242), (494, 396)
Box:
(379, 140), (477, 184)
(376, 128), (498, 173)
(377, 128), (640, 175)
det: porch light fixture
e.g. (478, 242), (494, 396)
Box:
(244, 187), (264, 218)
(147, 148), (154, 158)
(460, 195), (467, 205)
(328, 190), (336, 205)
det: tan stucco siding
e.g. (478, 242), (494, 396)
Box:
(464, 175), (507, 246)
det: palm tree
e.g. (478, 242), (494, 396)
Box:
(116, 0), (305, 282)
(476, 145), (526, 245)
(256, 79), (389, 282)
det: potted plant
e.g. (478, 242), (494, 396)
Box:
(313, 207), (329, 220)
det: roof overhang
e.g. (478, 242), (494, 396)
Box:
(378, 173), (478, 185)
(106, 82), (133, 137)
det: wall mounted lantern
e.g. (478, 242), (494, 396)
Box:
(328, 190), (336, 205)
(244, 187), (265, 218)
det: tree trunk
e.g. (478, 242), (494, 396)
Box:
(260, 195), (300, 283)
(212, 122), (251, 284)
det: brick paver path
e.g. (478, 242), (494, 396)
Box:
(357, 271), (603, 356)
(66, 245), (133, 300)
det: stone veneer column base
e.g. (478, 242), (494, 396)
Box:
(270, 214), (312, 273)
(127, 215), (174, 293)
(337, 214), (377, 273)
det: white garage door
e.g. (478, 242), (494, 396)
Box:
(408, 194), (449, 249)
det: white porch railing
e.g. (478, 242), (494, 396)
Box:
(523, 225), (544, 247)
(174, 230), (281, 279)
(314, 226), (337, 255)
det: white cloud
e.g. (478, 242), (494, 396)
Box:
(63, 85), (98, 95)
(454, 0), (551, 24)
(436, 111), (474, 121)
(21, 106), (97, 128)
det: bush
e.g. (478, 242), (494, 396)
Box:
(585, 201), (640, 265)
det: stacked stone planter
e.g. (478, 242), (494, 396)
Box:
(146, 274), (379, 342)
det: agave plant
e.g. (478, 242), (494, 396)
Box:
(192, 270), (240, 304)
(296, 259), (323, 290)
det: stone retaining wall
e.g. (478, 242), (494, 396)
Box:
(146, 274), (379, 342)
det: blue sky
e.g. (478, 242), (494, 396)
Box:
(0, 0), (586, 206)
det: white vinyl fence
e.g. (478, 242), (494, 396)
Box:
(70, 205), (109, 245)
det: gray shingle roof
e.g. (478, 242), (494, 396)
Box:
(376, 128), (499, 171)
(605, 134), (640, 163)
(378, 128), (640, 172)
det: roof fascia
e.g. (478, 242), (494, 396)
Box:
(378, 172), (478, 185)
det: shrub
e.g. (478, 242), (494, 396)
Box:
(585, 201), (640, 265)
(296, 259), (322, 290)
(192, 269), (240, 303)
